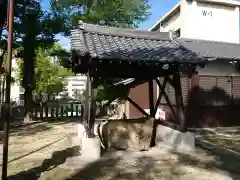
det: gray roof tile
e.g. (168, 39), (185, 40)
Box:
(178, 38), (240, 60)
(71, 22), (206, 64)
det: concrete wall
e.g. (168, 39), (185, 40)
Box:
(160, 10), (181, 32)
(181, 0), (239, 43)
(159, 0), (240, 43)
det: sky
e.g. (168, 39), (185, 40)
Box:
(41, 0), (179, 49)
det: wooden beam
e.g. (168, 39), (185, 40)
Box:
(83, 75), (89, 126)
(155, 78), (176, 116)
(167, 76), (174, 87)
(84, 71), (96, 137)
(154, 77), (167, 115)
(126, 96), (150, 117)
(75, 61), (173, 78)
(173, 72), (185, 131)
(148, 79), (154, 117)
(89, 88), (97, 136)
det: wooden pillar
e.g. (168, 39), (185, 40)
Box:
(148, 79), (154, 117)
(83, 71), (95, 137)
(190, 72), (199, 90)
(83, 76), (89, 126)
(173, 72), (185, 131)
(89, 88), (96, 136)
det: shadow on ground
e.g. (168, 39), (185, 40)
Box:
(66, 145), (240, 180)
(6, 141), (240, 180)
(8, 146), (80, 180)
(6, 119), (79, 137)
(9, 123), (52, 136)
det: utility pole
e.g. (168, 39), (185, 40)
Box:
(2, 0), (14, 179)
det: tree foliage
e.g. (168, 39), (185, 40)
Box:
(49, 43), (72, 68)
(16, 45), (72, 95)
(6, 0), (71, 121)
(0, 0), (152, 119)
(53, 0), (151, 28)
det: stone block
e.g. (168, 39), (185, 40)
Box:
(100, 117), (154, 151)
(81, 137), (101, 162)
(65, 134), (81, 156)
(155, 125), (195, 154)
(66, 134), (81, 148)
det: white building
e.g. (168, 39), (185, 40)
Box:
(150, 0), (240, 43)
(8, 57), (87, 104)
(10, 57), (23, 103)
(64, 74), (87, 98)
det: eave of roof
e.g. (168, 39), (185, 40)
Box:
(71, 21), (206, 65)
(178, 38), (240, 61)
(197, 0), (240, 7)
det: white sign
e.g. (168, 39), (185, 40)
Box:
(155, 108), (166, 121)
(144, 108), (166, 120)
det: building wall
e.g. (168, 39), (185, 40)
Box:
(197, 59), (240, 76)
(127, 55), (240, 127)
(181, 0), (239, 43)
(128, 81), (157, 119)
(10, 58), (21, 102)
(160, 10), (181, 32)
(8, 57), (87, 103)
(156, 60), (240, 128)
(158, 0), (240, 43)
(64, 74), (86, 98)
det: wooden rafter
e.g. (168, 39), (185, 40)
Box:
(126, 96), (150, 117)
(154, 77), (168, 115)
(155, 78), (176, 116)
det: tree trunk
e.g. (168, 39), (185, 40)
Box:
(23, 87), (33, 122)
(22, 14), (37, 123)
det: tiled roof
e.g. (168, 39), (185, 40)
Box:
(178, 38), (240, 60)
(71, 22), (206, 64)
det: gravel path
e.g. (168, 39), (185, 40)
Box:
(0, 122), (239, 180)
(49, 146), (240, 180)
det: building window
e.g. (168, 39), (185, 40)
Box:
(72, 88), (82, 98)
(72, 83), (84, 86)
(175, 29), (180, 37)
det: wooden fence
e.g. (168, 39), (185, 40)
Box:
(31, 102), (84, 120)
(9, 101), (84, 121)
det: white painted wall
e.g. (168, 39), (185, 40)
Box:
(181, 0), (239, 43)
(158, 0), (240, 43)
(10, 58), (21, 102)
(9, 58), (87, 103)
(65, 74), (86, 98)
(160, 11), (181, 32)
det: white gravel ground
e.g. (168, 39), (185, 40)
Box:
(0, 122), (239, 180)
